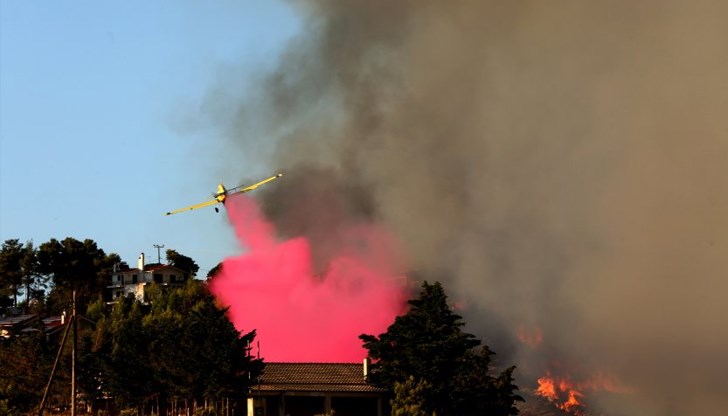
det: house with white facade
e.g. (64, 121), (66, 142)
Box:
(107, 252), (191, 302)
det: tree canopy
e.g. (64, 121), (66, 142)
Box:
(1, 279), (263, 414)
(1, 237), (207, 314)
(0, 239), (25, 308)
(165, 249), (199, 277)
(0, 330), (54, 414)
(0, 239), (44, 312)
(1, 238), (261, 414)
(36, 237), (120, 312)
(90, 280), (263, 410)
(360, 281), (523, 416)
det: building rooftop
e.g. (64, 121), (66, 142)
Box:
(257, 362), (386, 393)
(0, 314), (38, 327)
(114, 263), (184, 274)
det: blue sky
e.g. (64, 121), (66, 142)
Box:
(0, 1), (300, 276)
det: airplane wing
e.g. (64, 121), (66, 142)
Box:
(165, 198), (220, 216)
(165, 173), (282, 216)
(227, 173), (283, 196)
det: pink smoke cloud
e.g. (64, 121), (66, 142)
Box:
(209, 194), (408, 362)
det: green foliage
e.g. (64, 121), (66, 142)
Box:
(1, 237), (257, 413)
(361, 281), (523, 416)
(0, 399), (16, 416)
(391, 376), (432, 416)
(85, 296), (107, 322)
(451, 348), (522, 415)
(93, 280), (263, 409)
(206, 262), (222, 279)
(20, 241), (41, 307)
(165, 249), (199, 277)
(0, 239), (25, 308)
(0, 331), (53, 414)
(0, 239), (44, 313)
(37, 237), (120, 313)
(193, 407), (217, 416)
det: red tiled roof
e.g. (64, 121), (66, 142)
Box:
(116, 268), (142, 274)
(115, 264), (185, 274)
(42, 316), (64, 330)
(257, 363), (386, 393)
(144, 263), (171, 272)
(0, 314), (38, 327)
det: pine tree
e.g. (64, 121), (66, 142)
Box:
(361, 281), (522, 416)
(0, 239), (24, 308)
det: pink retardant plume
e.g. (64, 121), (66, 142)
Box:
(209, 194), (409, 362)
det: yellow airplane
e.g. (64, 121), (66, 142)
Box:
(165, 173), (283, 216)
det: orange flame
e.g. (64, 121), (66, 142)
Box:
(562, 389), (584, 413)
(535, 370), (633, 415)
(536, 375), (557, 400)
(523, 327), (632, 414)
(535, 373), (585, 414)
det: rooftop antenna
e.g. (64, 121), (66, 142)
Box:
(153, 244), (165, 264)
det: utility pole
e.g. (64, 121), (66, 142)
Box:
(38, 290), (77, 416)
(153, 244), (165, 264)
(71, 291), (77, 416)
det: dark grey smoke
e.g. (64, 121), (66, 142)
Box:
(206, 1), (728, 414)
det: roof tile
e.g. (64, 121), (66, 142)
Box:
(258, 363), (386, 393)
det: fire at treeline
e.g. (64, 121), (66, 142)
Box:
(3, 236), (575, 416)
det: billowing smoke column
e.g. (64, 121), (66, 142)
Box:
(209, 193), (407, 362)
(204, 0), (728, 414)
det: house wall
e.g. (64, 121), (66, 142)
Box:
(149, 271), (184, 284)
(108, 267), (188, 303)
(111, 269), (186, 287)
(331, 397), (379, 416)
(257, 394), (383, 416)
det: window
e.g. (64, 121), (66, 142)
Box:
(132, 274), (138, 284)
(154, 274), (163, 283)
(170, 275), (176, 283)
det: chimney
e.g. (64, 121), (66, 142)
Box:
(138, 252), (145, 271)
(363, 358), (370, 380)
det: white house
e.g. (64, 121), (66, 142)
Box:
(107, 252), (191, 302)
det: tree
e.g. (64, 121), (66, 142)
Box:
(146, 280), (262, 401)
(360, 281), (523, 416)
(165, 249), (199, 278)
(97, 298), (155, 408)
(451, 347), (522, 415)
(92, 280), (262, 412)
(0, 239), (25, 308)
(0, 240), (44, 313)
(0, 331), (53, 414)
(20, 241), (41, 311)
(206, 262), (222, 280)
(37, 237), (120, 313)
(391, 376), (432, 416)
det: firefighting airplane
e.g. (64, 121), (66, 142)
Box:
(165, 173), (283, 216)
